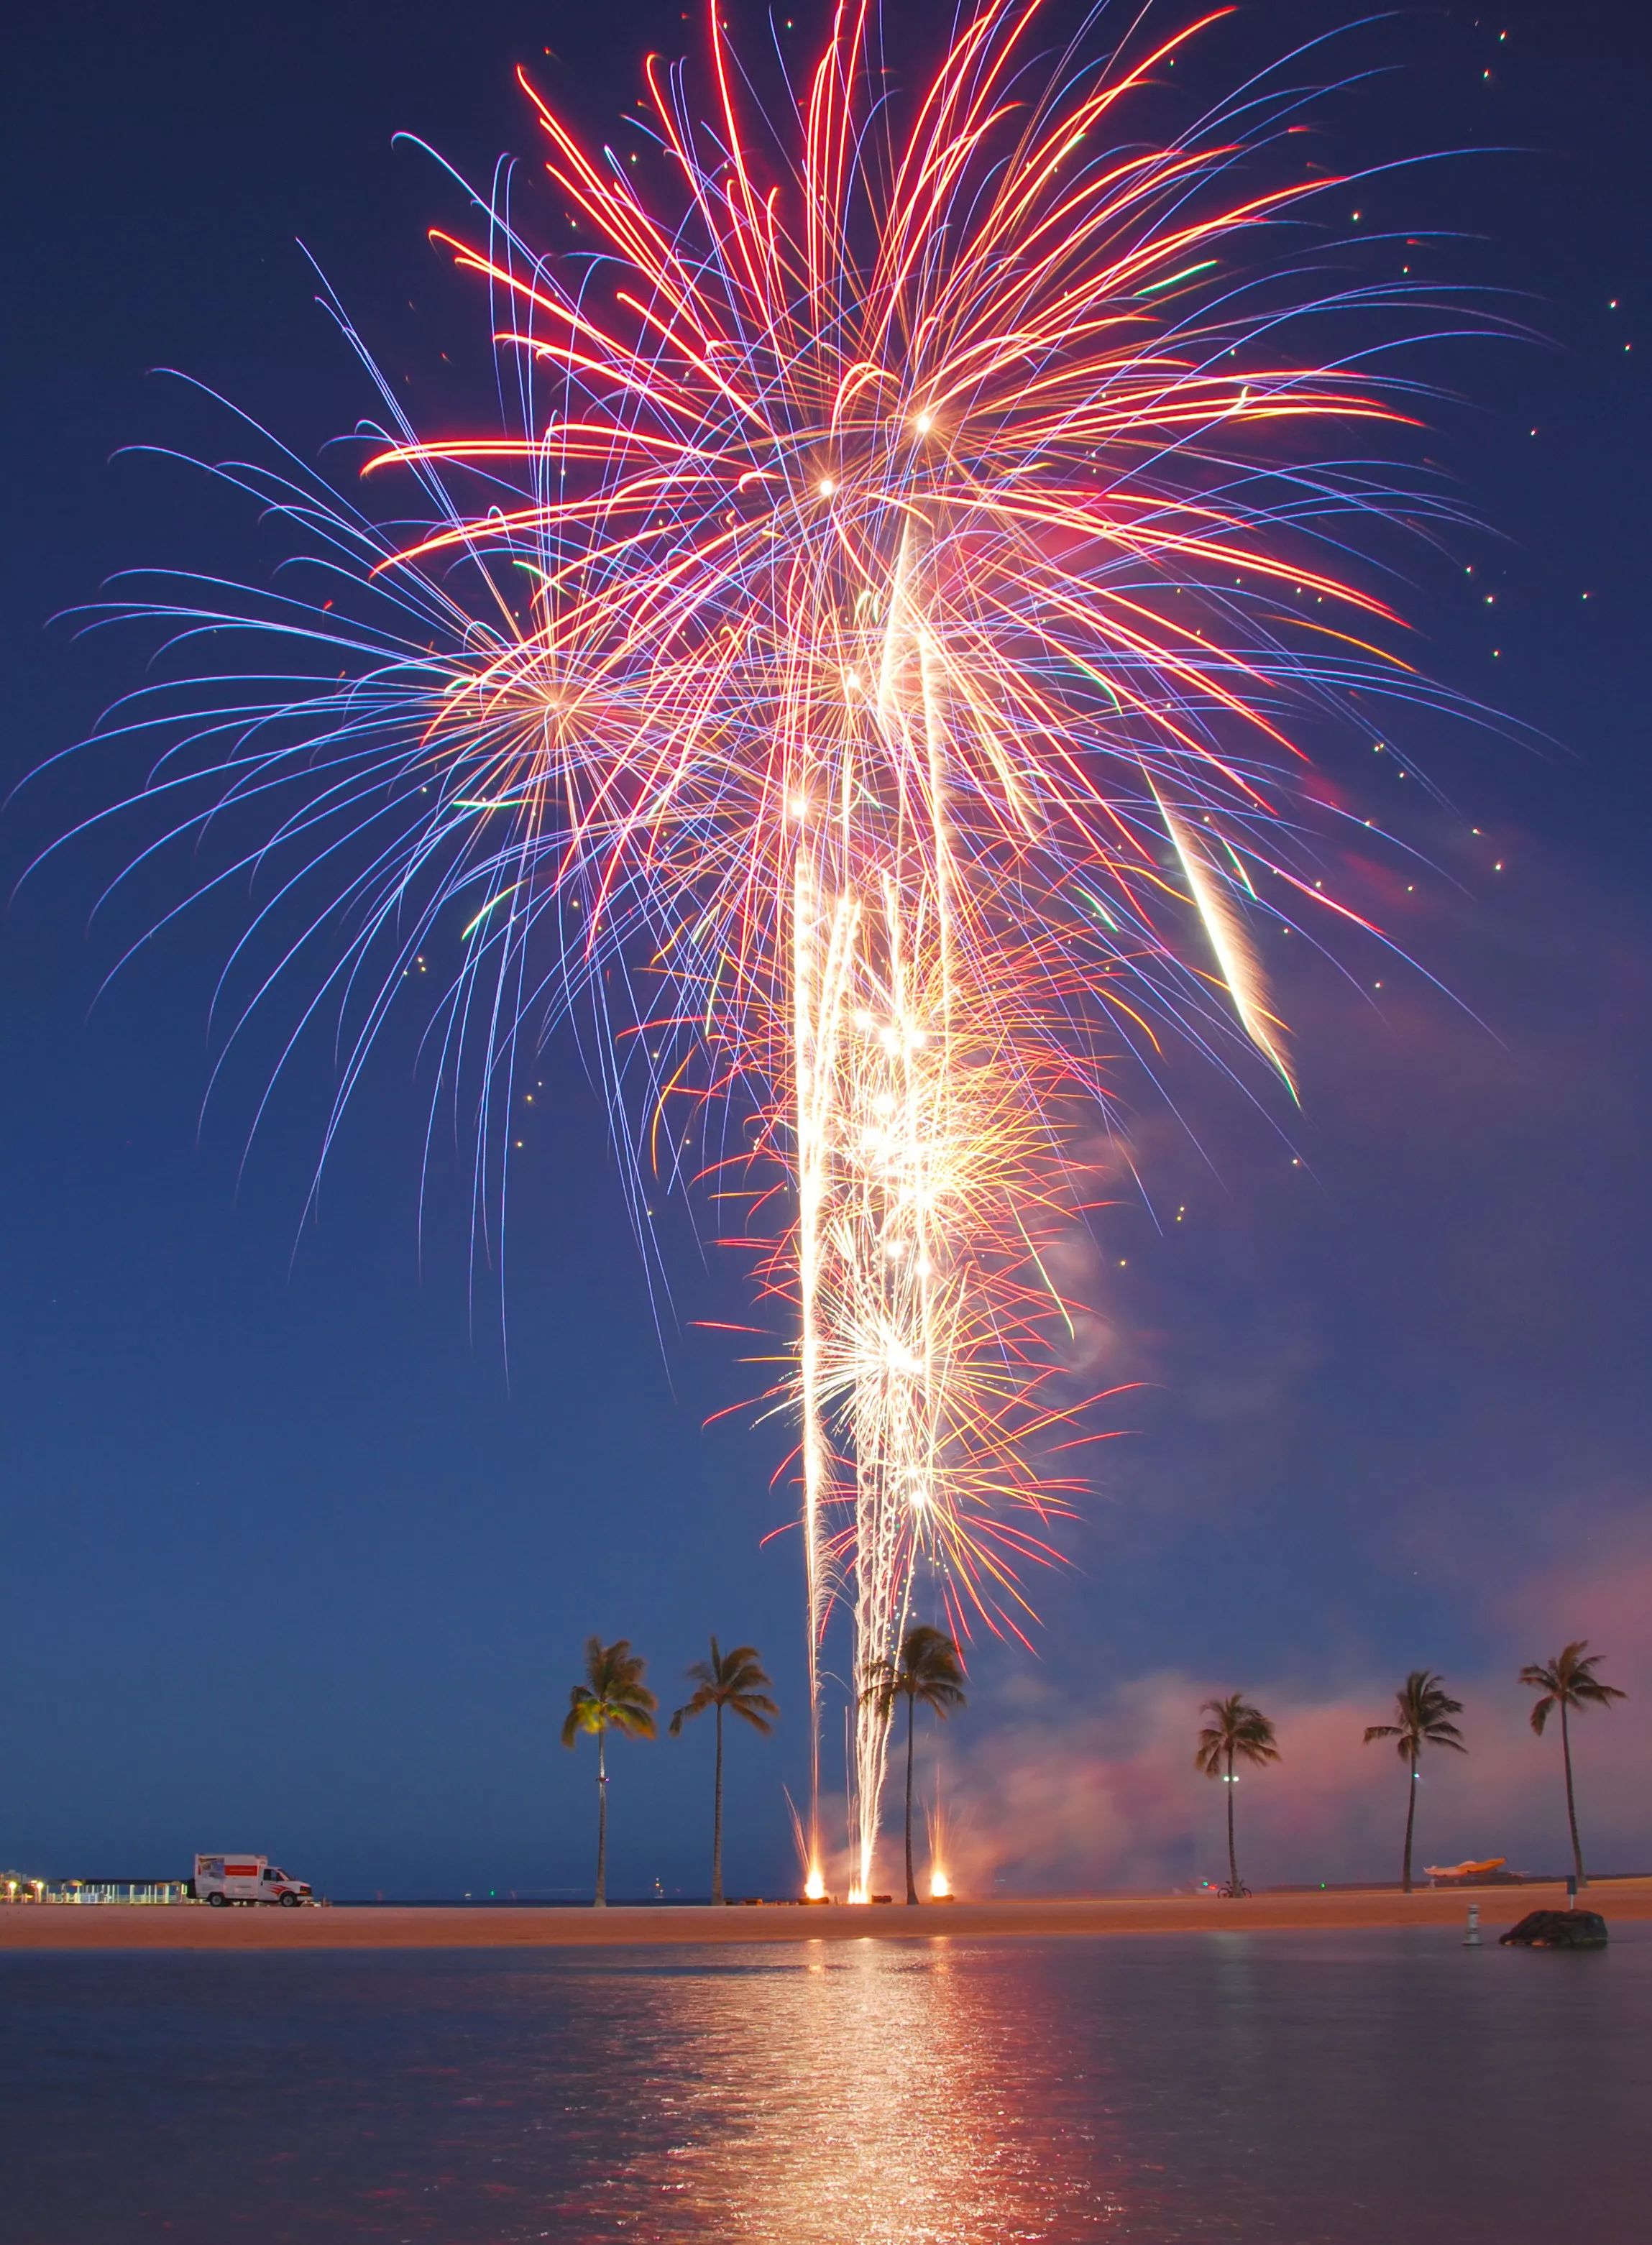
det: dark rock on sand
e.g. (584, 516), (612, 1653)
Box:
(1498, 1909), (1609, 1949)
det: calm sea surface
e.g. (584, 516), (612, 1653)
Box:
(1, 1927), (1646, 2242)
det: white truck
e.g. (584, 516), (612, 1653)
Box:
(193, 1854), (314, 1906)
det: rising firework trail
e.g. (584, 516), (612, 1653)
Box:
(42, 1), (1482, 1897)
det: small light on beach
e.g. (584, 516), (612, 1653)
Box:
(804, 1867), (826, 1901)
(930, 1868), (950, 1898)
(847, 1885), (869, 1905)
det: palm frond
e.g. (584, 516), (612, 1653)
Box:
(671, 1636), (779, 1733)
(861, 1627), (966, 1720)
(561, 1688), (600, 1749)
(1196, 1694), (1279, 1773)
(730, 1694), (779, 1733)
(564, 1638), (658, 1743)
(1520, 1641), (1624, 1732)
(1364, 1671), (1467, 1758)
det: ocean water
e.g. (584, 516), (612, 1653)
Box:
(1, 1927), (1645, 2242)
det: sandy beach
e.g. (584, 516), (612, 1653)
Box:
(2, 1878), (1646, 1950)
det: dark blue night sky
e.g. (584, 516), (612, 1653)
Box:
(3, 0), (1648, 1900)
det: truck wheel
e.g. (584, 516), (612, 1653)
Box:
(206, 1891), (226, 1907)
(279, 1891), (299, 1907)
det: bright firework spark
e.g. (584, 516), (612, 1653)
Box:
(41, 1), (1488, 1896)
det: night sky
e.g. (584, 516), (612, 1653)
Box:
(4, 0), (1648, 1900)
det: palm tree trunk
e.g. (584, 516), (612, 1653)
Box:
(712, 1703), (725, 1906)
(1401, 1747), (1417, 1893)
(594, 1730), (608, 1908)
(1561, 1701), (1586, 1888)
(1226, 1746), (1239, 1896)
(905, 1693), (918, 1905)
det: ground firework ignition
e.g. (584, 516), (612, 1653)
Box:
(53, 3), (1467, 1897)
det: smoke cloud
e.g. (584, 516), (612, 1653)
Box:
(934, 1509), (1651, 1893)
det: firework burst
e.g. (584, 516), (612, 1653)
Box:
(47, 1), (1480, 1896)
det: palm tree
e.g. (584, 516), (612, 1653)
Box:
(1519, 1641), (1625, 1890)
(669, 1638), (778, 1904)
(1194, 1694), (1280, 1896)
(863, 1625), (966, 1904)
(1363, 1670), (1465, 1893)
(561, 1637), (657, 1906)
